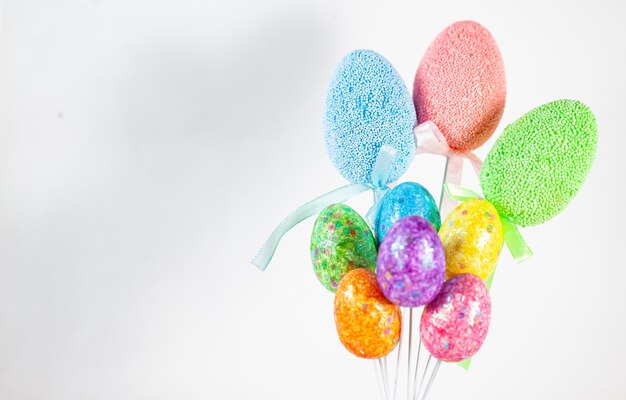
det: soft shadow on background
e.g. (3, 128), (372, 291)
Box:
(0, 1), (624, 399)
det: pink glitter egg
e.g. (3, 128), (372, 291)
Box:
(413, 21), (506, 150)
(420, 274), (491, 362)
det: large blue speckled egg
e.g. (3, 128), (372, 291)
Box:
(324, 50), (416, 185)
(376, 182), (441, 241)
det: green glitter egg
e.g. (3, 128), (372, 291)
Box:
(480, 99), (598, 227)
(310, 204), (377, 292)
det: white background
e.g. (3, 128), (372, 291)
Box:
(1, 0), (625, 399)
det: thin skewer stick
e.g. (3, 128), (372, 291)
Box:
(372, 187), (392, 400)
(382, 356), (390, 400)
(406, 308), (413, 400)
(412, 153), (450, 400)
(419, 360), (441, 400)
(392, 310), (404, 400)
(438, 157), (450, 209)
(409, 155), (450, 400)
(411, 336), (422, 400)
(414, 354), (432, 400)
(374, 359), (387, 400)
(382, 358), (391, 400)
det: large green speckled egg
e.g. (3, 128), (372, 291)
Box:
(480, 99), (597, 227)
(310, 204), (377, 292)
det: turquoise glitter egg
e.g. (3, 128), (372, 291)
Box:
(376, 182), (441, 242)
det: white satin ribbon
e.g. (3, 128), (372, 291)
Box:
(414, 121), (483, 216)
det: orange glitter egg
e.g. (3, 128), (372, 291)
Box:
(334, 269), (401, 358)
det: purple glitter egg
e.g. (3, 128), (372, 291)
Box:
(376, 216), (445, 307)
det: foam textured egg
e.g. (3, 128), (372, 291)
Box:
(334, 268), (401, 359)
(480, 99), (598, 227)
(438, 199), (503, 281)
(324, 50), (416, 185)
(376, 182), (441, 242)
(310, 204), (377, 292)
(413, 21), (506, 150)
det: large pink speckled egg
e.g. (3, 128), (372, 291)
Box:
(413, 21), (506, 151)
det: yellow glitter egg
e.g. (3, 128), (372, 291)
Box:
(438, 198), (503, 280)
(334, 269), (401, 359)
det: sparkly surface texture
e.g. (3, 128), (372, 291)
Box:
(310, 204), (377, 292)
(334, 269), (401, 358)
(413, 21), (506, 150)
(376, 182), (441, 242)
(480, 99), (598, 227)
(324, 50), (416, 184)
(438, 199), (503, 281)
(376, 216), (445, 307)
(420, 274), (491, 362)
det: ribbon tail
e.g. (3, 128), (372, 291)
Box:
(371, 145), (397, 188)
(445, 153), (464, 186)
(365, 187), (389, 236)
(484, 266), (496, 291)
(465, 153), (483, 178)
(414, 121), (449, 157)
(444, 184), (481, 202)
(458, 358), (472, 370)
(501, 218), (533, 263)
(365, 144), (397, 236)
(251, 183), (371, 271)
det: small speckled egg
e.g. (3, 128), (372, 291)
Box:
(376, 182), (441, 242)
(334, 268), (401, 358)
(438, 199), (503, 280)
(310, 204), (377, 292)
(377, 216), (445, 307)
(420, 274), (491, 362)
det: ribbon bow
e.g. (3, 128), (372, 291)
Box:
(252, 145), (398, 271)
(414, 122), (484, 216)
(444, 183), (533, 263)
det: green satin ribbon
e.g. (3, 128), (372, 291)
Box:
(444, 184), (533, 263)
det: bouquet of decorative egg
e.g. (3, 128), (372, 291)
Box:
(253, 21), (597, 400)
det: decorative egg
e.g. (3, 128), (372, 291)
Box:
(420, 273), (491, 362)
(334, 268), (401, 358)
(438, 199), (503, 280)
(310, 204), (377, 292)
(413, 20), (506, 150)
(324, 49), (416, 185)
(376, 182), (441, 242)
(480, 99), (598, 227)
(377, 216), (445, 307)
